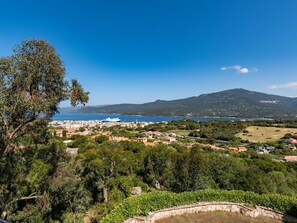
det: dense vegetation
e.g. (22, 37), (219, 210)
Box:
(78, 89), (297, 119)
(2, 116), (297, 222)
(143, 119), (248, 142)
(0, 39), (89, 222)
(1, 136), (297, 222)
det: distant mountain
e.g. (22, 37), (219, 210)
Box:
(58, 106), (82, 113)
(59, 105), (106, 113)
(78, 89), (297, 119)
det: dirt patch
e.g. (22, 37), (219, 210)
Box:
(156, 211), (283, 223)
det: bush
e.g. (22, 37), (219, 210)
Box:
(99, 189), (297, 223)
(62, 212), (84, 223)
(95, 135), (109, 144)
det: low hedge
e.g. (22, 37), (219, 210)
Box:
(99, 189), (297, 223)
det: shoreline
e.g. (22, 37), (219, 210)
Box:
(53, 112), (274, 122)
(60, 111), (273, 119)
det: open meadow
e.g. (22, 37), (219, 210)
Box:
(237, 126), (297, 143)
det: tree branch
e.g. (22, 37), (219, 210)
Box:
(8, 192), (43, 205)
(8, 116), (37, 140)
(16, 195), (42, 201)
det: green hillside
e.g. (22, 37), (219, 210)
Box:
(79, 89), (297, 118)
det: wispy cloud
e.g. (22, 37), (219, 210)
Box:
(221, 65), (257, 74)
(268, 81), (297, 89)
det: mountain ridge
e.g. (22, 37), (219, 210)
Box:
(77, 89), (297, 119)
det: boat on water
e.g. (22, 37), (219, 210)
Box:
(102, 117), (121, 122)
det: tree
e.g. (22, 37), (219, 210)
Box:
(209, 154), (246, 190)
(143, 145), (174, 189)
(0, 39), (89, 158)
(79, 142), (133, 203)
(188, 145), (211, 190)
(95, 135), (109, 144)
(0, 140), (92, 222)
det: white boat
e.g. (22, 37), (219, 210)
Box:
(102, 117), (121, 122)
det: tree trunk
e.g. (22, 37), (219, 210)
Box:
(0, 148), (5, 159)
(0, 116), (37, 159)
(0, 142), (8, 159)
(103, 187), (108, 203)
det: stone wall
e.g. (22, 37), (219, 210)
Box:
(124, 202), (297, 223)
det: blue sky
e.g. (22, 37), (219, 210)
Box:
(1, 0), (297, 105)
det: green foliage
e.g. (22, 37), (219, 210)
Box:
(2, 103), (297, 223)
(62, 129), (67, 139)
(251, 120), (297, 128)
(0, 140), (92, 222)
(77, 141), (142, 204)
(0, 39), (89, 158)
(27, 160), (50, 191)
(47, 162), (92, 219)
(144, 120), (199, 132)
(144, 119), (247, 142)
(70, 135), (89, 147)
(143, 144), (175, 189)
(62, 212), (84, 223)
(199, 121), (247, 142)
(208, 154), (247, 190)
(95, 135), (109, 144)
(188, 131), (200, 137)
(79, 127), (85, 132)
(10, 204), (44, 223)
(100, 189), (297, 223)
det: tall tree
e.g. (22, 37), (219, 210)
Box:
(0, 39), (89, 158)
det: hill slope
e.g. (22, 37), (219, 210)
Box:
(78, 89), (297, 118)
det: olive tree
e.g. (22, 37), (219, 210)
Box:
(0, 39), (89, 158)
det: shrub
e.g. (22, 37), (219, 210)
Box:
(62, 212), (84, 223)
(99, 189), (297, 223)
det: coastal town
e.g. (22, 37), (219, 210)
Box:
(50, 119), (297, 162)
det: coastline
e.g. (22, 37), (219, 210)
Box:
(52, 112), (273, 123)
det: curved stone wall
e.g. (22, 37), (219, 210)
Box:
(124, 202), (297, 223)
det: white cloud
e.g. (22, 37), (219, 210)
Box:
(239, 68), (249, 74)
(221, 65), (257, 74)
(268, 81), (297, 89)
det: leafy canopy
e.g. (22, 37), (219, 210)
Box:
(0, 39), (89, 157)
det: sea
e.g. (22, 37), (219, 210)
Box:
(52, 112), (246, 122)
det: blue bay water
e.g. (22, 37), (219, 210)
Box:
(52, 112), (243, 122)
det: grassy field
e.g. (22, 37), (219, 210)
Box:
(237, 126), (297, 143)
(156, 212), (282, 223)
(166, 130), (191, 136)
